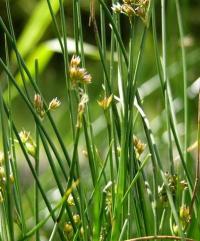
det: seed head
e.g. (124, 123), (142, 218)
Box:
(76, 93), (89, 128)
(49, 97), (61, 110)
(25, 142), (36, 157)
(19, 130), (36, 158)
(142, 0), (149, 7)
(180, 180), (188, 189)
(34, 94), (43, 110)
(69, 55), (92, 86)
(70, 55), (81, 67)
(111, 3), (122, 13)
(73, 214), (81, 224)
(133, 137), (146, 155)
(180, 205), (191, 223)
(67, 194), (75, 206)
(135, 6), (146, 18)
(123, 0), (133, 4)
(98, 95), (113, 110)
(69, 67), (92, 86)
(64, 223), (73, 233)
(82, 73), (92, 85)
(34, 94), (45, 118)
(63, 223), (73, 239)
(158, 185), (168, 205)
(19, 130), (30, 144)
(122, 4), (135, 17)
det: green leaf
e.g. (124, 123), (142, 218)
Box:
(16, 0), (61, 59)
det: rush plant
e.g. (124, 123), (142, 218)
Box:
(0, 0), (199, 241)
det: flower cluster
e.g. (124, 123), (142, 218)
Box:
(48, 97), (61, 110)
(69, 55), (92, 87)
(34, 94), (61, 119)
(34, 94), (45, 119)
(180, 205), (191, 225)
(158, 172), (178, 205)
(97, 95), (113, 110)
(112, 0), (149, 23)
(19, 130), (36, 157)
(158, 172), (189, 207)
(173, 204), (191, 234)
(76, 92), (89, 128)
(63, 181), (84, 240)
(133, 136), (146, 157)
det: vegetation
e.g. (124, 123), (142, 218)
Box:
(0, 0), (200, 240)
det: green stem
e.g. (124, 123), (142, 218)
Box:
(175, 0), (188, 165)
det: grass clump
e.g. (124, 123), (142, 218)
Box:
(0, 0), (199, 241)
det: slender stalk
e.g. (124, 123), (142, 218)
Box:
(98, 0), (128, 66)
(161, 0), (174, 176)
(58, 0), (76, 139)
(190, 93), (200, 214)
(2, 100), (65, 240)
(5, 0), (30, 99)
(119, 219), (128, 241)
(0, 58), (69, 180)
(135, 93), (185, 239)
(175, 0), (188, 164)
(122, 154), (151, 202)
(34, 60), (40, 241)
(5, 34), (27, 236)
(0, 91), (14, 241)
(152, 1), (193, 190)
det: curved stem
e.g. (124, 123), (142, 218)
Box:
(125, 235), (195, 241)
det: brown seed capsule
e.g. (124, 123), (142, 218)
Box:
(34, 94), (43, 110)
(122, 4), (135, 17)
(133, 137), (146, 155)
(34, 94), (45, 118)
(135, 6), (145, 19)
